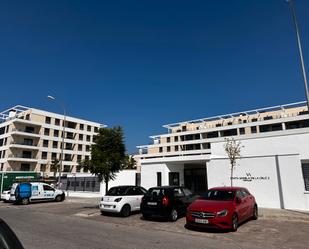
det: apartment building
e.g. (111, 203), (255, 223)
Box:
(0, 105), (104, 177)
(137, 101), (309, 210)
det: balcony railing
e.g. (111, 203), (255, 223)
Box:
(12, 128), (40, 135)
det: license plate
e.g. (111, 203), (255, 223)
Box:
(147, 202), (157, 206)
(195, 218), (209, 224)
(104, 205), (112, 208)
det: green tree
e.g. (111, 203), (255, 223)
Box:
(81, 127), (126, 193)
(50, 159), (60, 178)
(123, 155), (137, 169)
(224, 138), (243, 187)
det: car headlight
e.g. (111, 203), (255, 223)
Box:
(114, 197), (122, 202)
(216, 209), (228, 217)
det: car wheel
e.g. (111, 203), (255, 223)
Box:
(231, 213), (238, 232)
(55, 195), (62, 202)
(120, 204), (131, 217)
(252, 205), (258, 220)
(21, 198), (29, 205)
(170, 209), (178, 222)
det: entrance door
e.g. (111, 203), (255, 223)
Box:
(184, 167), (207, 194)
(169, 172), (180, 186)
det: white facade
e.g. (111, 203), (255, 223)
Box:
(137, 102), (309, 211)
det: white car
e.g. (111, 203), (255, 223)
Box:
(1, 190), (11, 202)
(99, 185), (147, 217)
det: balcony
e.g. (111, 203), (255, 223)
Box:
(9, 141), (39, 150)
(7, 154), (38, 162)
(11, 128), (41, 138)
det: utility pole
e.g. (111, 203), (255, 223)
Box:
(287, 0), (309, 110)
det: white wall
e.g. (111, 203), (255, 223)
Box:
(141, 163), (167, 190)
(100, 170), (137, 196)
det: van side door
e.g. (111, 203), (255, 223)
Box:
(43, 184), (55, 200)
(30, 183), (44, 201)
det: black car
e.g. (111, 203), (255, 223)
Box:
(141, 186), (198, 221)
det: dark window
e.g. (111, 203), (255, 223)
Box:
(159, 147), (163, 153)
(44, 128), (50, 136)
(175, 145), (179, 151)
(23, 138), (33, 146)
(167, 146), (171, 152)
(63, 165), (71, 172)
(167, 137), (170, 143)
(40, 164), (46, 172)
(221, 129), (237, 137)
(251, 118), (258, 122)
(21, 163), (30, 171)
(216, 123), (222, 127)
(79, 134), (83, 141)
(182, 126), (187, 132)
(251, 126), (257, 133)
(66, 132), (74, 139)
(126, 187), (145, 196)
(174, 136), (178, 142)
(76, 166), (81, 173)
(65, 143), (73, 150)
(54, 130), (59, 137)
(80, 124), (84, 130)
(53, 141), (58, 148)
(22, 151), (32, 158)
(206, 131), (219, 138)
(260, 123), (282, 133)
(85, 156), (89, 161)
(55, 119), (60, 126)
(25, 126), (35, 133)
(86, 135), (91, 142)
(43, 140), (49, 147)
(169, 172), (180, 186)
(42, 152), (47, 159)
(64, 154), (72, 161)
(301, 163), (309, 191)
(157, 172), (162, 187)
(78, 144), (83, 151)
(77, 155), (82, 162)
(94, 127), (99, 132)
(67, 122), (76, 129)
(239, 128), (245, 135)
(43, 185), (54, 191)
(286, 120), (309, 130)
(202, 190), (235, 201)
(87, 125), (91, 132)
(45, 117), (51, 124)
(51, 153), (57, 160)
(86, 145), (90, 152)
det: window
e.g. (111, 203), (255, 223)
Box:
(66, 132), (74, 139)
(173, 188), (184, 197)
(63, 165), (71, 172)
(174, 136), (178, 142)
(80, 124), (84, 130)
(45, 116), (51, 124)
(43, 185), (54, 191)
(169, 172), (180, 186)
(44, 128), (50, 136)
(55, 119), (60, 126)
(86, 145), (90, 152)
(53, 141), (58, 148)
(126, 187), (144, 196)
(22, 151), (32, 158)
(157, 172), (162, 187)
(183, 188), (193, 196)
(260, 124), (282, 133)
(54, 130), (59, 137)
(79, 134), (83, 141)
(239, 128), (245, 135)
(94, 127), (99, 132)
(43, 140), (49, 147)
(21, 163), (30, 171)
(77, 155), (82, 162)
(301, 163), (309, 191)
(167, 146), (171, 152)
(175, 145), (179, 151)
(251, 118), (258, 122)
(51, 153), (57, 160)
(87, 125), (91, 132)
(40, 164), (47, 172)
(65, 143), (73, 150)
(159, 147), (163, 153)
(86, 135), (91, 142)
(78, 144), (83, 151)
(23, 138), (33, 146)
(25, 126), (35, 133)
(167, 137), (170, 143)
(42, 152), (47, 159)
(76, 166), (81, 173)
(251, 126), (257, 133)
(64, 154), (72, 161)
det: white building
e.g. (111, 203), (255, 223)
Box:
(0, 105), (104, 177)
(136, 101), (309, 211)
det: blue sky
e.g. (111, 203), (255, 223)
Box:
(0, 0), (308, 153)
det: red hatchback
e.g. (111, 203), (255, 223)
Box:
(186, 187), (258, 231)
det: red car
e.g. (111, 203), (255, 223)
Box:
(186, 187), (258, 231)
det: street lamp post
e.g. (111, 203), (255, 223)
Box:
(47, 95), (66, 188)
(287, 0), (309, 110)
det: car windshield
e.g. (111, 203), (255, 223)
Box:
(147, 188), (171, 197)
(106, 186), (130, 196)
(201, 190), (235, 201)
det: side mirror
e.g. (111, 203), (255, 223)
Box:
(0, 219), (24, 249)
(236, 197), (242, 204)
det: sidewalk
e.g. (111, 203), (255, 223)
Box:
(259, 208), (309, 223)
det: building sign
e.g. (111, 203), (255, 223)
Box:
(231, 173), (270, 182)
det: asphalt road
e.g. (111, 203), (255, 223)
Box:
(1, 199), (309, 249)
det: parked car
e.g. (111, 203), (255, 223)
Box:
(14, 182), (65, 205)
(1, 189), (11, 202)
(186, 187), (258, 231)
(99, 185), (147, 217)
(141, 186), (198, 221)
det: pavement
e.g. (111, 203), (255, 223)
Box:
(1, 197), (309, 249)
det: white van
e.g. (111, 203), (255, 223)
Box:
(14, 182), (65, 205)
